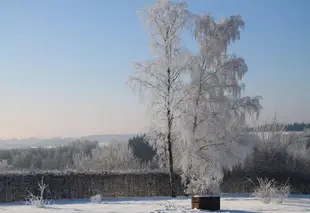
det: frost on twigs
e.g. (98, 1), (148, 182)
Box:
(178, 10), (262, 196)
(90, 194), (102, 203)
(185, 174), (221, 196)
(72, 141), (150, 173)
(25, 176), (50, 208)
(251, 177), (291, 204)
(128, 0), (263, 198)
(129, 0), (193, 197)
(137, 0), (191, 57)
(275, 182), (291, 204)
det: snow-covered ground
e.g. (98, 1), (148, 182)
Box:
(1, 194), (310, 213)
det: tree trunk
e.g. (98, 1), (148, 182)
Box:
(167, 67), (176, 197)
(167, 122), (176, 197)
(185, 86), (201, 192)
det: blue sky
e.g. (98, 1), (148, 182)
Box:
(0, 0), (309, 138)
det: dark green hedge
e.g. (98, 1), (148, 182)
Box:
(0, 171), (184, 202)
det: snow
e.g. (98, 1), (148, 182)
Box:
(2, 195), (310, 213)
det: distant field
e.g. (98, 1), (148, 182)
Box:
(0, 134), (136, 150)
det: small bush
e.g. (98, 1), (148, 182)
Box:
(25, 176), (50, 208)
(252, 178), (277, 204)
(274, 181), (291, 204)
(251, 177), (291, 204)
(25, 193), (49, 208)
(90, 194), (102, 203)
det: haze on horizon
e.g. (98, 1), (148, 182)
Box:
(0, 0), (309, 139)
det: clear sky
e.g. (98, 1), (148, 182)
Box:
(0, 0), (309, 139)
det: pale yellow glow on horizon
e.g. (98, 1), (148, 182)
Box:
(0, 101), (150, 139)
(0, 98), (309, 139)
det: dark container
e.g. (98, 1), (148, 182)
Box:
(191, 195), (220, 211)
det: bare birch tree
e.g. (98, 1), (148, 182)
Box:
(128, 0), (190, 197)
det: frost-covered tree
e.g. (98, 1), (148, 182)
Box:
(244, 118), (310, 177)
(90, 141), (147, 171)
(0, 159), (9, 171)
(128, 0), (264, 196)
(73, 151), (93, 171)
(73, 141), (149, 172)
(128, 0), (191, 197)
(179, 13), (262, 195)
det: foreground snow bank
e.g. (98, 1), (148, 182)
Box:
(1, 195), (310, 213)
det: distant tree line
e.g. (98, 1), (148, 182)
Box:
(0, 135), (156, 171)
(1, 129), (310, 172)
(0, 140), (99, 171)
(72, 136), (157, 172)
(1, 128), (310, 194)
(285, 123), (310, 131)
(247, 122), (310, 132)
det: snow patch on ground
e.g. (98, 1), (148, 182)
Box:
(1, 195), (310, 213)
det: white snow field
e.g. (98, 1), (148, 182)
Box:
(1, 195), (310, 213)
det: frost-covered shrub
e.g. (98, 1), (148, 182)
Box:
(25, 193), (49, 208)
(90, 194), (102, 203)
(252, 178), (277, 204)
(25, 177), (50, 208)
(274, 182), (291, 204)
(252, 177), (291, 204)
